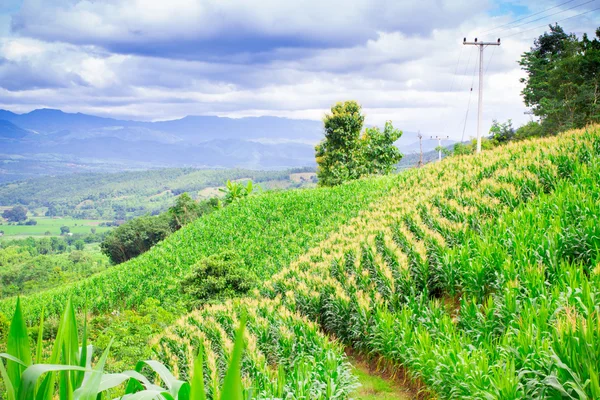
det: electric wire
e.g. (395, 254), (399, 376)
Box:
(481, 0), (578, 34)
(461, 51), (480, 143)
(448, 45), (464, 92)
(495, 0), (597, 37)
(502, 4), (600, 38)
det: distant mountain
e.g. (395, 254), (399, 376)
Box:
(0, 108), (454, 180)
(0, 120), (28, 139)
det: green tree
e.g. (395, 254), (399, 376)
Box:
(168, 192), (202, 230)
(315, 101), (403, 186)
(60, 225), (70, 235)
(2, 206), (27, 222)
(74, 239), (85, 251)
(489, 119), (515, 143)
(361, 122), (404, 175)
(520, 24), (600, 133)
(100, 214), (172, 264)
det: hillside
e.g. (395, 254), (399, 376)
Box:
(153, 126), (599, 398)
(2, 126), (598, 398)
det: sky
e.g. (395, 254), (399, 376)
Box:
(0, 0), (598, 140)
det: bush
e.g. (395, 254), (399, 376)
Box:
(181, 251), (257, 306)
(101, 214), (173, 264)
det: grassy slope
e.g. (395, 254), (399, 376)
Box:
(257, 126), (600, 398)
(0, 173), (400, 322)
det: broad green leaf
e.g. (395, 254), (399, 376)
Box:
(7, 298), (32, 391)
(190, 348), (206, 400)
(0, 356), (16, 400)
(220, 315), (246, 400)
(73, 340), (111, 400)
(17, 364), (87, 400)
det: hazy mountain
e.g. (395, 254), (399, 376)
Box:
(0, 120), (28, 139)
(0, 108), (455, 181)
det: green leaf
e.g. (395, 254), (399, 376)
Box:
(7, 298), (32, 392)
(0, 356), (16, 400)
(190, 347), (206, 400)
(73, 340), (111, 400)
(35, 308), (45, 365)
(17, 364), (87, 400)
(220, 315), (246, 400)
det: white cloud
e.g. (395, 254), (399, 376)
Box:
(0, 0), (598, 139)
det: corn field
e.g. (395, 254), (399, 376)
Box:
(0, 173), (400, 322)
(156, 126), (600, 398)
(152, 298), (357, 399)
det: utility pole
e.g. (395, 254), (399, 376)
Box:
(463, 37), (501, 154)
(430, 135), (449, 162)
(417, 131), (423, 167)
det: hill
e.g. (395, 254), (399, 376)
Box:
(156, 126), (600, 398)
(4, 126), (597, 397)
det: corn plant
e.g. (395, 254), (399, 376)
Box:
(0, 298), (249, 400)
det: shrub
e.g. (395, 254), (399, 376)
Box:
(101, 213), (173, 264)
(181, 251), (257, 306)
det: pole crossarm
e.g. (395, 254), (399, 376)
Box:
(462, 37), (501, 154)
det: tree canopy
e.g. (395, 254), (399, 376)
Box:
(520, 24), (600, 134)
(315, 101), (403, 186)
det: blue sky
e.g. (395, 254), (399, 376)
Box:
(0, 0), (598, 139)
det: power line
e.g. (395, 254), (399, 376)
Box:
(448, 45), (464, 92)
(484, 45), (497, 75)
(495, 0), (597, 37)
(482, 0), (578, 34)
(503, 4), (600, 38)
(460, 53), (480, 143)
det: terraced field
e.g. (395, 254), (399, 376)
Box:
(154, 127), (600, 398)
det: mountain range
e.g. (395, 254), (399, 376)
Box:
(0, 108), (455, 182)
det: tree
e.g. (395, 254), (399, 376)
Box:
(520, 25), (600, 134)
(74, 240), (85, 251)
(60, 226), (70, 235)
(168, 193), (202, 230)
(315, 101), (365, 186)
(100, 214), (173, 264)
(361, 122), (404, 175)
(315, 101), (403, 186)
(489, 119), (515, 144)
(2, 206), (27, 222)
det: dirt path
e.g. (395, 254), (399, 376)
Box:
(349, 354), (418, 400)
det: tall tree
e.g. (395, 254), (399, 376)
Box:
(315, 101), (403, 186)
(520, 24), (600, 133)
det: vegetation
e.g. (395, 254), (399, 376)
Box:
(1, 207), (27, 223)
(0, 173), (397, 323)
(0, 167), (315, 220)
(263, 126), (600, 398)
(101, 193), (217, 264)
(315, 101), (403, 186)
(0, 237), (109, 299)
(153, 297), (356, 398)
(181, 252), (257, 307)
(1, 296), (355, 398)
(520, 24), (600, 134)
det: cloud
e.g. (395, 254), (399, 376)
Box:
(11, 0), (482, 60)
(0, 0), (598, 140)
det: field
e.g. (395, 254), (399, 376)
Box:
(1, 126), (599, 398)
(0, 216), (112, 239)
